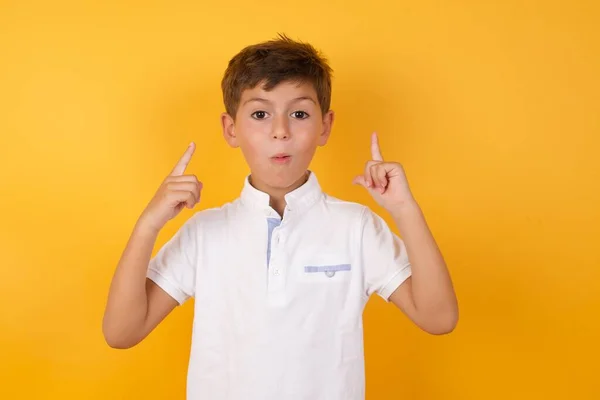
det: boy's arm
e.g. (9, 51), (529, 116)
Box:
(102, 142), (202, 348)
(102, 221), (179, 349)
(387, 202), (458, 335)
(354, 132), (458, 334)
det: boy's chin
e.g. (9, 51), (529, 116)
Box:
(255, 169), (309, 189)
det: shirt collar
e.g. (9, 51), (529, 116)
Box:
(240, 170), (323, 215)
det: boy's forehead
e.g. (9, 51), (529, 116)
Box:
(240, 80), (317, 104)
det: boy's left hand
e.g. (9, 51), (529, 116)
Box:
(353, 132), (416, 212)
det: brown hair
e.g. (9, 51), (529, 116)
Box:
(221, 33), (333, 119)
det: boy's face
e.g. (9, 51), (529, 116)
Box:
(221, 80), (334, 191)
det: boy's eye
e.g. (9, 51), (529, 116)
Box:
(251, 111), (309, 119)
(251, 111), (268, 119)
(292, 111), (309, 119)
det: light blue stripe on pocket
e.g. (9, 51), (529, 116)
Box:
(304, 264), (352, 273)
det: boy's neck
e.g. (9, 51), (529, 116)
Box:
(249, 171), (310, 217)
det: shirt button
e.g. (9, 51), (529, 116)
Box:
(273, 269), (280, 276)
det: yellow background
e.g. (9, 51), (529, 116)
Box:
(1, 1), (598, 399)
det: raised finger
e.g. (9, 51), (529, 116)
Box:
(371, 132), (384, 162)
(170, 142), (196, 176)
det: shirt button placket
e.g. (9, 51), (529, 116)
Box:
(268, 230), (286, 293)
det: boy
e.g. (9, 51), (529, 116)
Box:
(103, 34), (458, 399)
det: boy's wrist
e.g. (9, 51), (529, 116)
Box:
(134, 216), (163, 237)
(388, 199), (421, 220)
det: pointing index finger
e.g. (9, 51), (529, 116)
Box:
(170, 142), (196, 176)
(371, 132), (384, 161)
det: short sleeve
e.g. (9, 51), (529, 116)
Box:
(147, 215), (199, 305)
(359, 207), (412, 302)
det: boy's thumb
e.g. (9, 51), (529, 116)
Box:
(352, 175), (367, 188)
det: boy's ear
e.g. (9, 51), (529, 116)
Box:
(221, 112), (238, 148)
(317, 110), (335, 146)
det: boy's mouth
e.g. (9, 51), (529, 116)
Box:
(271, 153), (292, 164)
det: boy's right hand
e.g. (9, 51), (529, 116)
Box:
(138, 142), (202, 232)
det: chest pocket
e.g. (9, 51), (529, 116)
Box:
(298, 253), (353, 283)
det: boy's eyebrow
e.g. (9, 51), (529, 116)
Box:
(242, 96), (317, 106)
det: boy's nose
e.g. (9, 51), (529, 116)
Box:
(272, 130), (289, 140)
(272, 116), (290, 140)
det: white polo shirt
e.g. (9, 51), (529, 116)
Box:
(147, 171), (412, 400)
